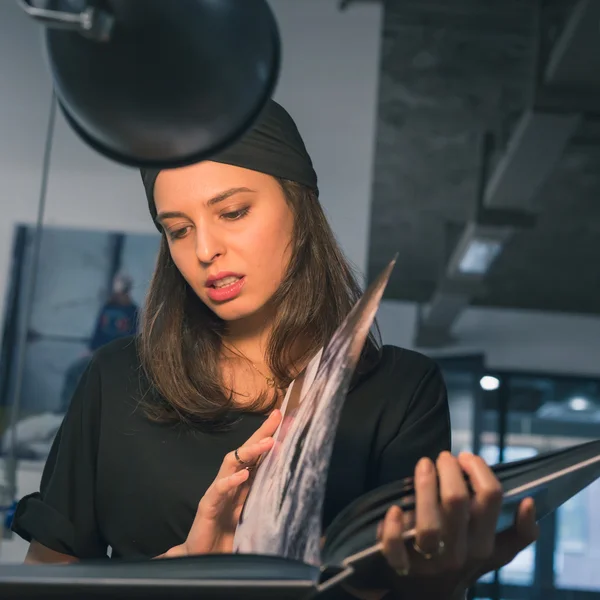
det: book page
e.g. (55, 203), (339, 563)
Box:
(233, 257), (396, 566)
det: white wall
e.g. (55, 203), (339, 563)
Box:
(270, 0), (383, 280)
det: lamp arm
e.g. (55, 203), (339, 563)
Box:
(16, 0), (115, 41)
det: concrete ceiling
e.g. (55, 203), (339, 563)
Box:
(367, 0), (600, 323)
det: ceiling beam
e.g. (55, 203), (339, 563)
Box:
(338, 0), (381, 10)
(417, 209), (536, 345)
(482, 110), (581, 210)
(544, 0), (600, 86)
(413, 0), (599, 348)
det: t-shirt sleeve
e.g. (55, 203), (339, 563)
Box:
(374, 352), (452, 486)
(11, 357), (107, 559)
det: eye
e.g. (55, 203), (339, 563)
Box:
(221, 207), (250, 221)
(167, 226), (191, 241)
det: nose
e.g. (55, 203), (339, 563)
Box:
(194, 221), (225, 264)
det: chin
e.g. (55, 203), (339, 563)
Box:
(207, 299), (266, 323)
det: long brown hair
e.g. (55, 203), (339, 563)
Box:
(139, 178), (380, 429)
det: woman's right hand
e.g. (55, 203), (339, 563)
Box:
(160, 409), (282, 558)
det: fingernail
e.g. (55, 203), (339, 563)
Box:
(259, 437), (272, 444)
(392, 506), (403, 522)
(417, 458), (433, 476)
(529, 499), (536, 520)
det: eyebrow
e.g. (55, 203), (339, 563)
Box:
(156, 187), (256, 222)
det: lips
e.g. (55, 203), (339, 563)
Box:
(205, 272), (246, 302)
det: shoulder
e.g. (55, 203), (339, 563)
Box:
(379, 344), (440, 372)
(351, 344), (449, 446)
(89, 335), (141, 373)
(72, 337), (159, 434)
(81, 336), (147, 409)
(358, 344), (445, 396)
(356, 346), (451, 487)
(45, 341), (142, 458)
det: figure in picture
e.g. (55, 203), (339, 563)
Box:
(59, 273), (138, 413)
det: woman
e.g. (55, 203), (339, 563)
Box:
(11, 100), (537, 599)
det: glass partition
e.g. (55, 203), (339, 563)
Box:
(434, 356), (600, 600)
(0, 224), (160, 460)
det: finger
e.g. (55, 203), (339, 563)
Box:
(377, 520), (384, 541)
(516, 497), (539, 542)
(244, 409), (282, 446)
(437, 451), (470, 569)
(222, 410), (282, 472)
(457, 452), (503, 560)
(213, 468), (251, 496)
(381, 505), (411, 576)
(486, 498), (539, 572)
(236, 436), (276, 465)
(198, 469), (250, 518)
(222, 437), (275, 475)
(413, 457), (442, 558)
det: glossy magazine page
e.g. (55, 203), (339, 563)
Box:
(233, 257), (397, 566)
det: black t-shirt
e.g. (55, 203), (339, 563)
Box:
(12, 336), (451, 562)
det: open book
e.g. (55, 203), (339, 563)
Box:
(231, 255), (600, 590)
(2, 257), (600, 599)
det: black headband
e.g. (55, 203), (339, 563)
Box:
(140, 99), (318, 230)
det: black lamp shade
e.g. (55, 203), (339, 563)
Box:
(43, 0), (281, 168)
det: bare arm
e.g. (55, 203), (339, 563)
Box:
(24, 541), (78, 565)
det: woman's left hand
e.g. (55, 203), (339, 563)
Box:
(379, 451), (539, 600)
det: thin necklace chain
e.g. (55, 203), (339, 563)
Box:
(221, 341), (279, 389)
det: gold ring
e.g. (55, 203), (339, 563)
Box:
(234, 448), (251, 466)
(412, 538), (445, 560)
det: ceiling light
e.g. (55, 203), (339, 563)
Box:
(569, 396), (591, 411)
(458, 238), (502, 275)
(480, 375), (500, 391)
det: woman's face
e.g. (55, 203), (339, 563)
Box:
(154, 161), (295, 323)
